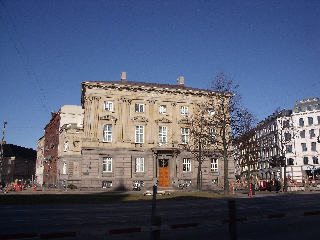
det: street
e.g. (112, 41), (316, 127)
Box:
(0, 192), (319, 239)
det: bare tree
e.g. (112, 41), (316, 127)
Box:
(186, 71), (256, 194)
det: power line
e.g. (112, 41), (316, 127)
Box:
(0, 0), (50, 114)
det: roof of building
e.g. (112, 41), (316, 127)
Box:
(292, 97), (320, 113)
(82, 80), (213, 92)
(1, 143), (36, 160)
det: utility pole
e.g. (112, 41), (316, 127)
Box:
(0, 122), (8, 183)
(197, 115), (203, 192)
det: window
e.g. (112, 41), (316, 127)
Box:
(311, 142), (316, 151)
(183, 158), (191, 172)
(303, 157), (308, 165)
(104, 101), (113, 111)
(301, 143), (307, 152)
(135, 126), (144, 143)
(318, 116), (320, 124)
(310, 129), (315, 138)
(181, 128), (189, 144)
(288, 158), (294, 166)
(299, 118), (304, 126)
(286, 145), (292, 153)
(313, 156), (319, 164)
(64, 141), (69, 152)
(283, 120), (290, 128)
(208, 108), (215, 116)
(159, 126), (167, 143)
(135, 157), (144, 172)
(211, 159), (218, 171)
(159, 105), (167, 114)
(300, 130), (305, 138)
(181, 106), (188, 115)
(285, 133), (291, 141)
(209, 128), (216, 144)
(103, 124), (112, 142)
(308, 117), (313, 125)
(307, 106), (312, 111)
(62, 162), (67, 174)
(103, 157), (112, 172)
(135, 104), (144, 112)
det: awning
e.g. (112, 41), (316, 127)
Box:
(302, 165), (320, 170)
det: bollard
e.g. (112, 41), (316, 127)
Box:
(153, 216), (161, 240)
(150, 185), (157, 240)
(228, 200), (237, 240)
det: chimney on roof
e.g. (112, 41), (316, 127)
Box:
(121, 72), (126, 82)
(51, 111), (55, 119)
(177, 76), (184, 86)
(295, 101), (297, 105)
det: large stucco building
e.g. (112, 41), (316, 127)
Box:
(79, 73), (235, 190)
(38, 73), (236, 191)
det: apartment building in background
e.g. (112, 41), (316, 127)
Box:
(235, 97), (320, 185)
(41, 105), (83, 187)
(286, 98), (320, 182)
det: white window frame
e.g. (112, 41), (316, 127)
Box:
(135, 157), (144, 172)
(135, 103), (144, 112)
(183, 158), (191, 172)
(211, 159), (218, 172)
(103, 157), (112, 172)
(159, 126), (167, 143)
(209, 128), (216, 144)
(64, 141), (69, 152)
(208, 108), (215, 116)
(104, 101), (113, 111)
(135, 126), (144, 143)
(181, 128), (189, 144)
(103, 124), (112, 142)
(62, 162), (67, 174)
(159, 105), (167, 114)
(181, 106), (188, 115)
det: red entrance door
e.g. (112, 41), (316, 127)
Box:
(159, 159), (169, 187)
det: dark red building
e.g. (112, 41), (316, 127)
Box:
(43, 111), (60, 187)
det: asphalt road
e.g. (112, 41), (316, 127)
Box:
(1, 192), (320, 240)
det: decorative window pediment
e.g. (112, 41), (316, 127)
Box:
(178, 118), (190, 125)
(155, 117), (172, 124)
(100, 115), (118, 123)
(132, 116), (149, 123)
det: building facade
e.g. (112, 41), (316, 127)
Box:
(36, 136), (44, 186)
(287, 98), (320, 182)
(78, 73), (235, 190)
(42, 105), (83, 187)
(0, 143), (36, 186)
(235, 97), (320, 187)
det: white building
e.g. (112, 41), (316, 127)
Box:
(286, 98), (320, 182)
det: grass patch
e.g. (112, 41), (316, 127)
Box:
(0, 191), (226, 205)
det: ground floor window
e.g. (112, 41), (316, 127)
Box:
(103, 157), (112, 172)
(211, 159), (218, 171)
(183, 158), (191, 172)
(62, 162), (67, 174)
(136, 157), (144, 172)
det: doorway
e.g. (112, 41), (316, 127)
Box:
(159, 159), (169, 187)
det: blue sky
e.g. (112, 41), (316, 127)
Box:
(1, 0), (319, 150)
